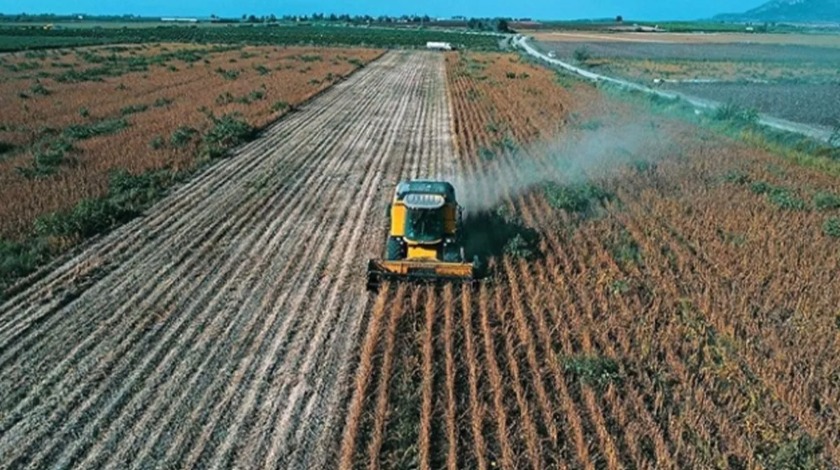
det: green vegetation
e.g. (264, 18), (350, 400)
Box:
(64, 118), (128, 140)
(824, 217), (840, 238)
(503, 233), (536, 260)
(542, 181), (614, 215)
(1, 169), (182, 296)
(3, 110), (263, 295)
(153, 97), (174, 107)
(120, 104), (149, 116)
(714, 102), (759, 126)
(573, 47), (592, 63)
(563, 355), (622, 387)
(200, 113), (256, 160)
(29, 81), (50, 96)
(149, 135), (164, 150)
(604, 85), (840, 177)
(35, 170), (178, 241)
(610, 229), (643, 266)
(215, 67), (240, 80)
(762, 434), (824, 470)
(270, 100), (291, 113)
(814, 192), (840, 211)
(0, 24), (500, 53)
(750, 181), (807, 210)
(170, 125), (198, 147)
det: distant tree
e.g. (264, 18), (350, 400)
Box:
(328, 13), (337, 21)
(495, 18), (510, 32)
(247, 14), (258, 23)
(616, 15), (624, 23)
(268, 14), (277, 23)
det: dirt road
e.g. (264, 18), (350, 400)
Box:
(0, 50), (456, 469)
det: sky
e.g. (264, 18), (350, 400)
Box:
(1, 0), (769, 21)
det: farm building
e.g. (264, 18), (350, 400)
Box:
(426, 41), (454, 51)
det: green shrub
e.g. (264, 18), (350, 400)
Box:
(503, 233), (536, 260)
(714, 102), (759, 125)
(563, 355), (622, 387)
(611, 229), (642, 266)
(201, 113), (256, 159)
(750, 181), (772, 194)
(35, 169), (174, 240)
(120, 104), (149, 116)
(215, 67), (240, 80)
(824, 217), (840, 238)
(505, 71), (517, 79)
(30, 81), (51, 96)
(149, 136), (164, 150)
(270, 101), (290, 113)
(723, 170), (750, 185)
(79, 107), (90, 118)
(542, 181), (614, 214)
(0, 141), (14, 154)
(768, 188), (807, 210)
(253, 64), (270, 75)
(0, 238), (51, 293)
(573, 47), (591, 63)
(814, 192), (840, 211)
(766, 435), (823, 470)
(170, 125), (199, 147)
(17, 138), (74, 179)
(153, 97), (174, 107)
(64, 118), (129, 140)
(216, 92), (234, 105)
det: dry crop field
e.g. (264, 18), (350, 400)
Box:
(0, 43), (382, 240)
(1, 47), (839, 470)
(339, 52), (840, 469)
(535, 33), (840, 128)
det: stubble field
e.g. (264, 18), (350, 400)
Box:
(1, 46), (839, 470)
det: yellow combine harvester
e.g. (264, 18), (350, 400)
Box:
(367, 180), (476, 290)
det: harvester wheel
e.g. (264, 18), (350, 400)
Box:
(386, 237), (404, 261)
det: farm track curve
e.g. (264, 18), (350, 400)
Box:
(0, 50), (457, 469)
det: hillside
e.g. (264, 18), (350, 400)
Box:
(717, 0), (840, 22)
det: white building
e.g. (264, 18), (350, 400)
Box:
(426, 41), (453, 51)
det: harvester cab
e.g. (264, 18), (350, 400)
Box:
(367, 180), (476, 290)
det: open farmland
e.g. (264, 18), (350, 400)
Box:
(0, 44), (382, 289)
(535, 32), (840, 128)
(1, 44), (839, 470)
(0, 50), (457, 468)
(339, 52), (840, 468)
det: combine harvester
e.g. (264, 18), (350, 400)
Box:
(367, 180), (477, 290)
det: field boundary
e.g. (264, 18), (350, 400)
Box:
(515, 35), (838, 146)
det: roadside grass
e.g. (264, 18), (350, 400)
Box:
(602, 82), (840, 177)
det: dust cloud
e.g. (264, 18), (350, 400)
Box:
(447, 119), (675, 213)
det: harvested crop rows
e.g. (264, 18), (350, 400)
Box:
(0, 50), (456, 469)
(2, 45), (839, 470)
(339, 52), (840, 469)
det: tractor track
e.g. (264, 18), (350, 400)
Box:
(0, 50), (457, 469)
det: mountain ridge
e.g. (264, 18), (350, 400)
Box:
(716, 0), (840, 22)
